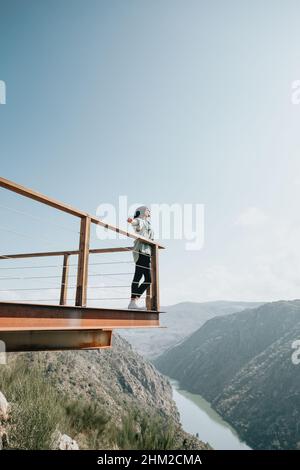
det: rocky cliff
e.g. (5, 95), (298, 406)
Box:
(0, 333), (210, 450)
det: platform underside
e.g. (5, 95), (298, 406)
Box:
(0, 329), (113, 352)
(0, 301), (160, 352)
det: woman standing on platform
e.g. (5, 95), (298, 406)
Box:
(127, 206), (154, 309)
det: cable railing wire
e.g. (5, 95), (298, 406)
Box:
(12, 297), (131, 302)
(0, 285), (132, 292)
(0, 225), (72, 249)
(0, 248), (151, 263)
(0, 221), (154, 305)
(0, 261), (150, 278)
(0, 202), (80, 234)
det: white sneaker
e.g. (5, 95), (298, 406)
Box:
(128, 299), (140, 309)
(128, 299), (148, 310)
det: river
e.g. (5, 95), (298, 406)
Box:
(170, 379), (251, 450)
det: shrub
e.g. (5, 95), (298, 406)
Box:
(0, 359), (64, 449)
(110, 408), (177, 450)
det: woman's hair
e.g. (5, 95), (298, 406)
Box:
(133, 206), (150, 219)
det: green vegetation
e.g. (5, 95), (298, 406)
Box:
(109, 409), (177, 450)
(0, 359), (65, 449)
(65, 400), (109, 449)
(0, 358), (178, 450)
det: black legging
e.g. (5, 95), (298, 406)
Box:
(131, 252), (152, 299)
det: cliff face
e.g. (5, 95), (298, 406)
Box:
(21, 333), (177, 419)
(155, 300), (300, 449)
(3, 333), (210, 450)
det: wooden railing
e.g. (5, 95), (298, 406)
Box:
(0, 177), (164, 311)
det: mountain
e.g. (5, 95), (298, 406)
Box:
(1, 333), (210, 450)
(155, 300), (300, 450)
(121, 301), (261, 359)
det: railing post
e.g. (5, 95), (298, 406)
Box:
(151, 245), (160, 311)
(75, 216), (91, 307)
(146, 284), (152, 311)
(60, 254), (70, 306)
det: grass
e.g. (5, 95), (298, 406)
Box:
(0, 357), (178, 450)
(109, 408), (177, 450)
(0, 359), (65, 449)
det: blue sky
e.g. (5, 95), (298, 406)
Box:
(1, 0), (300, 305)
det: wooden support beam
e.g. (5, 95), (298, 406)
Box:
(75, 216), (91, 307)
(0, 302), (161, 329)
(151, 245), (160, 311)
(0, 176), (87, 218)
(90, 216), (165, 249)
(0, 246), (134, 260)
(146, 285), (152, 311)
(0, 329), (112, 352)
(0, 177), (164, 248)
(60, 254), (70, 306)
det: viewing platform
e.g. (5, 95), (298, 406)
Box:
(0, 177), (164, 352)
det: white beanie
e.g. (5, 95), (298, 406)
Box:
(134, 205), (150, 218)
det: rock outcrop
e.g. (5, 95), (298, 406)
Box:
(52, 431), (79, 450)
(0, 391), (8, 421)
(0, 391), (9, 450)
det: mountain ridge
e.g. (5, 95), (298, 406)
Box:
(121, 300), (262, 359)
(155, 300), (300, 449)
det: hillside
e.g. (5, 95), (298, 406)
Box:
(155, 300), (300, 449)
(121, 301), (261, 359)
(0, 333), (210, 450)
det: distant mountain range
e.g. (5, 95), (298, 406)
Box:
(121, 301), (261, 359)
(155, 300), (300, 449)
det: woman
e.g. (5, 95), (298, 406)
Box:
(127, 206), (154, 309)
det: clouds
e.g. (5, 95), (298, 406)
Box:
(235, 207), (268, 227)
(162, 207), (300, 304)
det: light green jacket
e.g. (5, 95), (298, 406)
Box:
(131, 218), (154, 263)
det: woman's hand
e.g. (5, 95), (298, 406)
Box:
(127, 217), (133, 223)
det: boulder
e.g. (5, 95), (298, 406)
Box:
(0, 392), (8, 421)
(53, 431), (79, 450)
